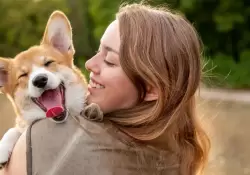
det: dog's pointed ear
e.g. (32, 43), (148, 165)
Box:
(41, 10), (75, 55)
(0, 58), (10, 89)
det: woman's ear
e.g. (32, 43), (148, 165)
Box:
(144, 86), (158, 101)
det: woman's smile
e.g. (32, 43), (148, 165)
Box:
(88, 78), (105, 89)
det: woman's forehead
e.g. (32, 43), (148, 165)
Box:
(100, 20), (120, 52)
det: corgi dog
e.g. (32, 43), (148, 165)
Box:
(0, 11), (90, 167)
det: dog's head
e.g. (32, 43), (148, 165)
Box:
(0, 11), (87, 123)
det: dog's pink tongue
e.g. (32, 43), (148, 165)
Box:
(46, 107), (64, 118)
(38, 89), (64, 118)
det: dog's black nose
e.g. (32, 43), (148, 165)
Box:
(32, 74), (48, 88)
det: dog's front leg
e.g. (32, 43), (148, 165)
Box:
(0, 127), (22, 169)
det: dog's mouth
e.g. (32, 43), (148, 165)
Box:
(31, 84), (67, 122)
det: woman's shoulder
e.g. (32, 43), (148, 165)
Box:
(27, 115), (131, 151)
(4, 116), (179, 175)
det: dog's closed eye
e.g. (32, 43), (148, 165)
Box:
(44, 60), (55, 67)
(18, 73), (28, 79)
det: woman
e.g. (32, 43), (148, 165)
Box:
(2, 3), (210, 175)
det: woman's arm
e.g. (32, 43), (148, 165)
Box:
(1, 130), (27, 175)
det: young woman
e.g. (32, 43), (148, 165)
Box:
(2, 3), (210, 175)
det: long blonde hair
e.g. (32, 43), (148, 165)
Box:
(106, 3), (210, 175)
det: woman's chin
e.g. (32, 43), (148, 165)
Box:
(86, 96), (101, 108)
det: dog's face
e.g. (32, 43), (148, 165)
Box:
(0, 11), (87, 123)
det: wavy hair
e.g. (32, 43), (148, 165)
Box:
(106, 3), (210, 175)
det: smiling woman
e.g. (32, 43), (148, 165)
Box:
(85, 19), (138, 114)
(2, 2), (210, 175)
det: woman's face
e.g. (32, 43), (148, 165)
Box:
(85, 20), (138, 114)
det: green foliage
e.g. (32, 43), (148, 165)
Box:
(204, 50), (250, 89)
(89, 0), (121, 41)
(213, 0), (245, 32)
(0, 0), (69, 57)
(0, 0), (250, 89)
(161, 0), (250, 89)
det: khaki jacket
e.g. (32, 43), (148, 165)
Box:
(26, 115), (179, 175)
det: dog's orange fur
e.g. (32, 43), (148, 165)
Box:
(0, 11), (87, 130)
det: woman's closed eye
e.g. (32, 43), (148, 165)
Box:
(104, 59), (115, 67)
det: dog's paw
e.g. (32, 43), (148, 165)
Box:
(0, 144), (11, 169)
(81, 103), (103, 122)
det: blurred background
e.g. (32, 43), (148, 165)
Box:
(0, 0), (250, 174)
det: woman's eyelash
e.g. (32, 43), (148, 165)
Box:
(104, 60), (115, 66)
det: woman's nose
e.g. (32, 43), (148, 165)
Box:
(85, 56), (100, 75)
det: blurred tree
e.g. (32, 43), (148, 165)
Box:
(89, 0), (121, 41)
(66, 0), (97, 68)
(0, 0), (69, 57)
(0, 0), (250, 88)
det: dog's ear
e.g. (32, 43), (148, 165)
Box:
(0, 58), (10, 89)
(41, 10), (75, 55)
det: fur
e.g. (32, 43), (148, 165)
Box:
(0, 10), (88, 167)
